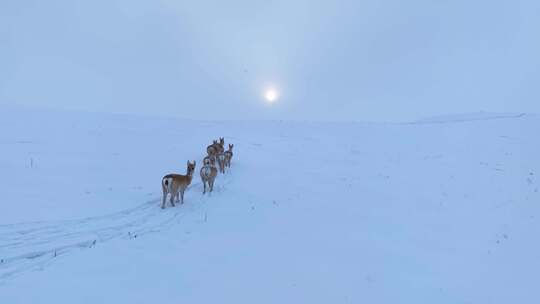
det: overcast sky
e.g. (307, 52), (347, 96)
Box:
(1, 0), (539, 121)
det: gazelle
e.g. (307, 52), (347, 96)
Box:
(224, 144), (234, 168)
(200, 157), (218, 194)
(206, 137), (224, 156)
(161, 161), (196, 209)
(216, 137), (225, 153)
(216, 152), (226, 173)
(207, 140), (218, 156)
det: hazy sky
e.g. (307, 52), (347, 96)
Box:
(1, 0), (539, 121)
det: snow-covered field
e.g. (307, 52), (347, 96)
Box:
(1, 106), (539, 303)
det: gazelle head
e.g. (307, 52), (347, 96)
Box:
(219, 137), (225, 146)
(187, 160), (196, 175)
(228, 143), (234, 151)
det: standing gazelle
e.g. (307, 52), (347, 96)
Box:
(200, 157), (218, 194)
(207, 140), (218, 156)
(216, 137), (225, 153)
(207, 138), (224, 155)
(161, 161), (196, 209)
(224, 144), (234, 169)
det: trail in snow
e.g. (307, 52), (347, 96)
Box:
(0, 180), (228, 284)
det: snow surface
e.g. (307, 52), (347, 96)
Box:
(1, 107), (539, 303)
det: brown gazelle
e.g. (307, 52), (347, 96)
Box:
(207, 140), (218, 156)
(161, 161), (196, 209)
(211, 137), (225, 173)
(224, 144), (234, 169)
(200, 157), (218, 194)
(216, 137), (225, 153)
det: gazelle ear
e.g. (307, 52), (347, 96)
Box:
(187, 160), (190, 166)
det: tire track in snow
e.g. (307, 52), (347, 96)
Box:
(0, 180), (222, 284)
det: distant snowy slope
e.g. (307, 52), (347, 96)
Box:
(412, 111), (527, 124)
(0, 107), (539, 303)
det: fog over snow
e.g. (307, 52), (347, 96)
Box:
(1, 0), (539, 121)
(1, 2), (540, 303)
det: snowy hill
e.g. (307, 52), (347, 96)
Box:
(0, 107), (539, 303)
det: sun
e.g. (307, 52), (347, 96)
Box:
(264, 88), (279, 103)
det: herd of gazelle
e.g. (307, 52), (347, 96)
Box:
(161, 137), (234, 209)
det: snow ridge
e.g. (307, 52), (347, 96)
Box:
(408, 112), (526, 125)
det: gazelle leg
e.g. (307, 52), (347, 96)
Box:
(161, 192), (167, 209)
(170, 191), (176, 207)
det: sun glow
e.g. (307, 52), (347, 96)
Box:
(264, 88), (279, 103)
